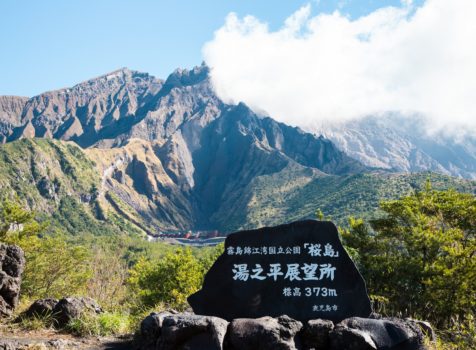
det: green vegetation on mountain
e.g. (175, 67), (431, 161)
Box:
(0, 196), (219, 335)
(227, 168), (475, 232)
(1, 65), (476, 236)
(0, 138), (146, 236)
(0, 138), (96, 198)
(342, 184), (476, 349)
(0, 139), (474, 236)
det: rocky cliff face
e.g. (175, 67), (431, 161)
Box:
(2, 68), (163, 146)
(0, 64), (360, 176)
(0, 96), (29, 143)
(3, 136), (471, 235)
(2, 65), (474, 233)
(191, 103), (364, 228)
(4, 65), (475, 182)
(84, 100), (365, 231)
(313, 115), (476, 179)
(0, 65), (369, 232)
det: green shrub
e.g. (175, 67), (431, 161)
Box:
(0, 199), (45, 242)
(342, 184), (475, 349)
(127, 247), (205, 310)
(19, 232), (92, 299)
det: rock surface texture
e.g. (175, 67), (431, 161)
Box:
(52, 297), (103, 328)
(21, 297), (104, 329)
(314, 115), (476, 179)
(302, 319), (334, 349)
(330, 317), (427, 350)
(138, 313), (229, 350)
(226, 315), (303, 350)
(136, 313), (430, 350)
(24, 298), (59, 318)
(139, 312), (174, 350)
(158, 314), (229, 350)
(0, 243), (25, 318)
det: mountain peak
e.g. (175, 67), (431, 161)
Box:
(77, 67), (160, 87)
(163, 63), (210, 91)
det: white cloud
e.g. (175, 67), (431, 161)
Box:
(203, 0), (476, 135)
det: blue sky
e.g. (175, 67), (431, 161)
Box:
(1, 0), (421, 97)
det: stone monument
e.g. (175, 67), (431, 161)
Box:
(188, 220), (371, 322)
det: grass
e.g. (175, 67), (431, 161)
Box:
(65, 312), (132, 337)
(18, 312), (54, 331)
(13, 297), (134, 337)
(433, 316), (476, 350)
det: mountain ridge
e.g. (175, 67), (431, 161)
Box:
(0, 65), (369, 232)
(0, 65), (474, 234)
(312, 115), (476, 179)
(2, 65), (474, 180)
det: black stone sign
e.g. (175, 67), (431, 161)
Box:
(188, 220), (371, 322)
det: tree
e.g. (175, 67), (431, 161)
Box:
(0, 199), (45, 242)
(1, 199), (91, 299)
(127, 247), (206, 310)
(198, 243), (224, 272)
(20, 231), (92, 299)
(342, 185), (476, 327)
(87, 247), (128, 310)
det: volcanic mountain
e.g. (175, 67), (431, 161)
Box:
(0, 65), (473, 234)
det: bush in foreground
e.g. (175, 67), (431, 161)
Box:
(342, 184), (475, 348)
(127, 248), (205, 310)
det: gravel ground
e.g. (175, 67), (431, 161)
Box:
(0, 325), (133, 349)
